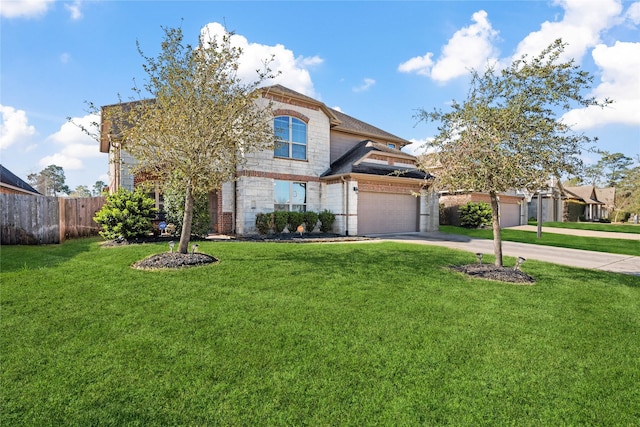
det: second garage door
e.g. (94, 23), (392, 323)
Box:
(357, 191), (419, 235)
(499, 202), (521, 228)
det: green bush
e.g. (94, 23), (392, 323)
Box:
(439, 203), (451, 225)
(288, 211), (305, 231)
(459, 202), (492, 228)
(255, 212), (273, 235)
(318, 210), (336, 233)
(93, 188), (156, 240)
(564, 199), (586, 222)
(164, 188), (210, 237)
(273, 211), (289, 233)
(303, 211), (319, 232)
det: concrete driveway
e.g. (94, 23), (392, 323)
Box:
(368, 231), (640, 277)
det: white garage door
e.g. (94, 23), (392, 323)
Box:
(357, 191), (419, 234)
(500, 203), (521, 228)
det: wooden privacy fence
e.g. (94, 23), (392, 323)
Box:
(0, 194), (105, 245)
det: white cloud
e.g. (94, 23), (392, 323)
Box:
(41, 114), (101, 170)
(0, 105), (36, 149)
(0, 0), (54, 18)
(200, 22), (322, 97)
(511, 0), (623, 64)
(39, 153), (83, 170)
(64, 1), (82, 20)
(431, 11), (500, 82)
(402, 137), (434, 156)
(60, 52), (71, 64)
(398, 52), (434, 76)
(626, 1), (640, 25)
(398, 10), (499, 83)
(562, 41), (640, 129)
(353, 78), (376, 92)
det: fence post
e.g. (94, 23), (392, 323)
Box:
(59, 197), (66, 243)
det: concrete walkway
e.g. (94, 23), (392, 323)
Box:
(369, 231), (640, 277)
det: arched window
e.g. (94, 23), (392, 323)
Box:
(274, 116), (307, 160)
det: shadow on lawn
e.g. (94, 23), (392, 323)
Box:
(0, 238), (98, 273)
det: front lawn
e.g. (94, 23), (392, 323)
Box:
(529, 221), (640, 234)
(2, 239), (639, 425)
(440, 225), (640, 256)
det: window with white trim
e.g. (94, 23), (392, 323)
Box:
(274, 116), (307, 160)
(274, 180), (307, 212)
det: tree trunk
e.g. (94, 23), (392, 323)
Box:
(489, 190), (503, 267)
(178, 183), (195, 254)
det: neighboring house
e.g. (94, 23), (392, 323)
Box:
(418, 155), (527, 228)
(439, 191), (527, 228)
(99, 85), (438, 235)
(0, 165), (40, 195)
(529, 183), (615, 222)
(563, 185), (615, 221)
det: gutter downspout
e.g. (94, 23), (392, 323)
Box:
(342, 176), (349, 236)
(233, 179), (238, 235)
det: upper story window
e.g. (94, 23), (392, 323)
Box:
(274, 116), (307, 160)
(387, 143), (396, 149)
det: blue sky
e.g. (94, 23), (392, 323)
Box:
(1, 0), (639, 191)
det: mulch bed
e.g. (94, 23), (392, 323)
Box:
(451, 264), (535, 284)
(237, 233), (371, 243)
(132, 252), (218, 270)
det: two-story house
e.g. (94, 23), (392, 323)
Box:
(100, 85), (438, 235)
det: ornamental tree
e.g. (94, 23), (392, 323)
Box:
(101, 26), (277, 253)
(416, 39), (611, 266)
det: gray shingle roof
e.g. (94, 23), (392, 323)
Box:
(263, 85), (410, 145)
(321, 140), (430, 180)
(0, 165), (40, 194)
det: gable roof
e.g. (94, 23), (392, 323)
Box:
(0, 165), (40, 195)
(329, 108), (410, 146)
(102, 84), (412, 153)
(321, 140), (430, 180)
(563, 185), (602, 204)
(596, 187), (615, 207)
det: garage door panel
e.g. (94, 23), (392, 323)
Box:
(358, 192), (419, 234)
(500, 203), (521, 228)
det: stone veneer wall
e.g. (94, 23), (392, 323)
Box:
(231, 97), (332, 234)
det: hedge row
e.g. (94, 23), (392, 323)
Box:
(255, 210), (335, 234)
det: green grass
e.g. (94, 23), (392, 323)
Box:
(440, 225), (640, 256)
(528, 221), (640, 234)
(2, 239), (639, 426)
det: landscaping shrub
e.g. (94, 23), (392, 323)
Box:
(273, 211), (289, 232)
(318, 210), (336, 233)
(439, 203), (451, 225)
(164, 188), (210, 237)
(564, 199), (586, 222)
(255, 212), (273, 234)
(459, 202), (492, 228)
(93, 188), (156, 240)
(303, 211), (319, 232)
(288, 211), (305, 232)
